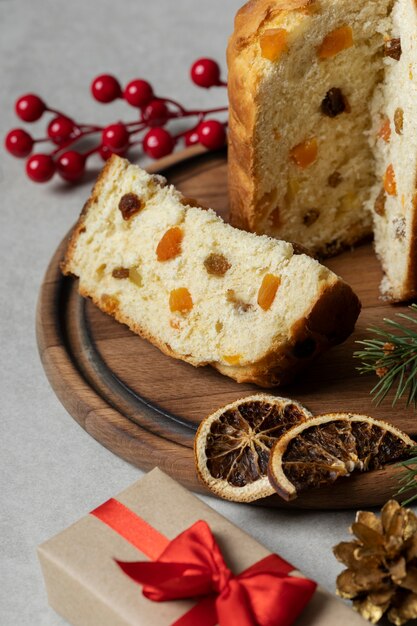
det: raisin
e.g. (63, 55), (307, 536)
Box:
(328, 171), (343, 188)
(204, 253), (231, 276)
(374, 189), (386, 217)
(112, 267), (129, 279)
(321, 88), (346, 117)
(384, 38), (402, 61)
(394, 108), (404, 135)
(118, 193), (142, 220)
(303, 209), (319, 226)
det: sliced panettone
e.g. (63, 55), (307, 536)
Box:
(62, 155), (360, 387)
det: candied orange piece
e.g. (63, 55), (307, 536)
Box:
(290, 138), (318, 168)
(378, 118), (391, 143)
(260, 28), (288, 61)
(169, 288), (193, 314)
(223, 355), (241, 365)
(318, 25), (353, 59)
(156, 227), (183, 261)
(258, 274), (281, 311)
(384, 164), (397, 196)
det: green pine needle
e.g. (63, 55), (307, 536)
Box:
(396, 445), (417, 506)
(354, 304), (417, 407)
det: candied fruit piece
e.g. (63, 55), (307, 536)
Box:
(321, 88), (346, 117)
(258, 274), (281, 311)
(112, 267), (129, 279)
(328, 171), (343, 187)
(118, 193), (142, 220)
(384, 164), (397, 196)
(303, 209), (319, 226)
(204, 253), (231, 276)
(260, 28), (288, 62)
(394, 108), (404, 135)
(156, 226), (183, 261)
(374, 189), (386, 217)
(317, 25), (353, 59)
(377, 118), (391, 143)
(223, 355), (241, 365)
(169, 288), (193, 314)
(290, 138), (318, 168)
(384, 38), (402, 61)
(129, 267), (142, 287)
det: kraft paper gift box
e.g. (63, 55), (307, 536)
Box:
(38, 468), (368, 626)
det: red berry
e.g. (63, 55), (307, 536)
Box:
(184, 128), (200, 147)
(47, 116), (75, 143)
(143, 128), (175, 159)
(143, 99), (169, 127)
(124, 79), (154, 108)
(26, 154), (55, 183)
(5, 128), (34, 158)
(190, 58), (221, 88)
(56, 151), (86, 182)
(15, 94), (46, 122)
(102, 123), (130, 151)
(198, 120), (226, 150)
(91, 74), (121, 103)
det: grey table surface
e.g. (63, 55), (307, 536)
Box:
(0, 1), (371, 624)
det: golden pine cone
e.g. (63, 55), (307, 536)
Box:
(333, 500), (417, 625)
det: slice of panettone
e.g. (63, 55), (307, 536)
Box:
(62, 155), (360, 387)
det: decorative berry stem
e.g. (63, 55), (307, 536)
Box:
(4, 58), (228, 184)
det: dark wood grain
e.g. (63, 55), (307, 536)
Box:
(36, 146), (417, 509)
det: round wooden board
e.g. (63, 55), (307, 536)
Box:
(37, 146), (417, 510)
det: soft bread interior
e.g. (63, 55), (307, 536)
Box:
(250, 0), (394, 255)
(64, 157), (344, 370)
(367, 0), (417, 300)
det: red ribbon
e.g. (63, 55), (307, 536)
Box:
(91, 498), (316, 626)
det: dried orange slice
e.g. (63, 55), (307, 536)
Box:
(268, 413), (414, 501)
(194, 394), (312, 502)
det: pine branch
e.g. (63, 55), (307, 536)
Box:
(354, 304), (417, 407)
(396, 446), (417, 506)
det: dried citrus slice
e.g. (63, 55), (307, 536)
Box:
(268, 413), (414, 501)
(194, 394), (312, 502)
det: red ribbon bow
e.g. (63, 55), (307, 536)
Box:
(111, 514), (315, 626)
(92, 498), (316, 626)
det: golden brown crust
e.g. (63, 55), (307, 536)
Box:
(227, 0), (315, 234)
(213, 278), (361, 387)
(61, 155), (123, 277)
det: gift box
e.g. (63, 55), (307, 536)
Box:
(38, 468), (368, 626)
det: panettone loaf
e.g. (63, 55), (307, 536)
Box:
(62, 155), (361, 387)
(228, 0), (417, 301)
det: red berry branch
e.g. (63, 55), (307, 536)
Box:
(4, 58), (228, 184)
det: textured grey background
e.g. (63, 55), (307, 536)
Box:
(1, 1), (360, 623)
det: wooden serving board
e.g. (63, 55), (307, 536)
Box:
(37, 146), (417, 509)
